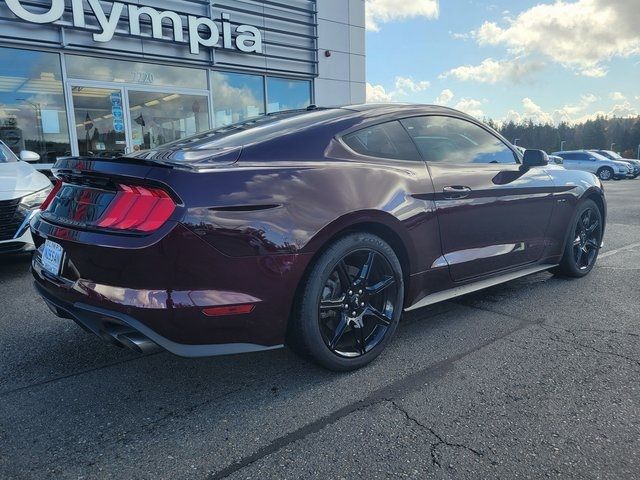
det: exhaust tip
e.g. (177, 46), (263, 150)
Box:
(116, 332), (160, 354)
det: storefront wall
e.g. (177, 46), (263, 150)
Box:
(0, 0), (364, 161)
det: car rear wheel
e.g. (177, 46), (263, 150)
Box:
(597, 167), (614, 181)
(552, 199), (603, 278)
(290, 233), (404, 371)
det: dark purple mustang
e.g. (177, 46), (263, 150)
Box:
(30, 104), (605, 371)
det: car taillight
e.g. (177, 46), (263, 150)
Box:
(97, 184), (176, 232)
(40, 181), (62, 211)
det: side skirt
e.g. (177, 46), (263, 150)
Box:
(405, 264), (557, 312)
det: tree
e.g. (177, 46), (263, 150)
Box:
(489, 116), (640, 157)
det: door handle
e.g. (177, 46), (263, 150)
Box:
(442, 186), (472, 199)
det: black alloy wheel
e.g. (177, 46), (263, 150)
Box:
(552, 199), (603, 278)
(318, 249), (398, 358)
(573, 208), (601, 271)
(290, 233), (404, 371)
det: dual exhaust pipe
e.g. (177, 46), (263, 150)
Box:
(101, 328), (160, 354)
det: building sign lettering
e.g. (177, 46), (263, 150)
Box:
(4, 0), (263, 55)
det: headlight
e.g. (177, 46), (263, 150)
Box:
(20, 185), (52, 209)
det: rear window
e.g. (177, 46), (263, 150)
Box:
(343, 121), (420, 160)
(136, 108), (350, 156)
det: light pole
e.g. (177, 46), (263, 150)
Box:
(514, 138), (520, 146)
(561, 140), (567, 151)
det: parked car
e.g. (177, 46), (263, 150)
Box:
(591, 150), (640, 178)
(552, 150), (632, 180)
(549, 155), (564, 166)
(31, 105), (606, 371)
(0, 140), (52, 254)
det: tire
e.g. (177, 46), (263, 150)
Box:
(552, 199), (603, 278)
(289, 233), (404, 371)
(597, 167), (614, 181)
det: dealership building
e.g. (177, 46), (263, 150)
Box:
(0, 0), (365, 162)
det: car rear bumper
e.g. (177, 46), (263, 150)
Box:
(30, 219), (313, 356)
(34, 280), (283, 357)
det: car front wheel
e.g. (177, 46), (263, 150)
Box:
(597, 167), (614, 181)
(552, 199), (603, 278)
(289, 233), (404, 371)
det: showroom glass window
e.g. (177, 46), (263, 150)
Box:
(267, 78), (311, 113)
(128, 91), (210, 152)
(0, 47), (70, 162)
(65, 56), (208, 90)
(401, 116), (517, 164)
(211, 72), (265, 127)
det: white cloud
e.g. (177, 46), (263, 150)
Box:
(609, 101), (636, 118)
(366, 0), (439, 31)
(366, 76), (431, 103)
(394, 76), (431, 95)
(435, 89), (454, 106)
(366, 83), (394, 103)
(552, 94), (599, 123)
(474, 0), (640, 77)
(610, 92), (626, 101)
(503, 94), (638, 125)
(454, 98), (485, 119)
(441, 58), (544, 84)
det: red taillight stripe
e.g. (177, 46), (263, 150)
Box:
(97, 184), (176, 232)
(41, 181), (62, 211)
(202, 304), (256, 317)
(97, 185), (138, 228)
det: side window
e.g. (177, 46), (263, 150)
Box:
(400, 116), (518, 165)
(342, 121), (420, 161)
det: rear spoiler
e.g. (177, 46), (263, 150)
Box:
(53, 147), (242, 177)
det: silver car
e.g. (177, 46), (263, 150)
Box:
(0, 141), (52, 254)
(552, 150), (632, 181)
(592, 150), (640, 178)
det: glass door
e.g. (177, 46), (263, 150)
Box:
(67, 82), (211, 157)
(69, 85), (129, 158)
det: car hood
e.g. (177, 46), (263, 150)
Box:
(610, 160), (631, 167)
(0, 161), (52, 200)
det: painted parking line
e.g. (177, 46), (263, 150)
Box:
(600, 242), (640, 259)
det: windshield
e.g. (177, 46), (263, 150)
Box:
(602, 150), (622, 159)
(0, 141), (18, 163)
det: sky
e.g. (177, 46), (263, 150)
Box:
(365, 0), (640, 124)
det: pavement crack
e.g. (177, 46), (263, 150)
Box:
(389, 400), (484, 468)
(207, 315), (537, 480)
(541, 326), (640, 368)
(544, 324), (640, 338)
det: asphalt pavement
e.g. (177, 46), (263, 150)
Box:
(1, 180), (639, 479)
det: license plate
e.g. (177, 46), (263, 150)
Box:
(41, 240), (64, 276)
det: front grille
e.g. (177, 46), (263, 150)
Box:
(0, 198), (24, 241)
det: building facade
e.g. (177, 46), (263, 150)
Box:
(0, 0), (365, 162)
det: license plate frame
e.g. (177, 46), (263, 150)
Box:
(41, 240), (64, 276)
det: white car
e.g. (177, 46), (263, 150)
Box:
(0, 141), (52, 254)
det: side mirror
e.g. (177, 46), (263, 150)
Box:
(20, 150), (41, 163)
(522, 149), (549, 168)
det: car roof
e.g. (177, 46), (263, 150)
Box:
(342, 103), (478, 120)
